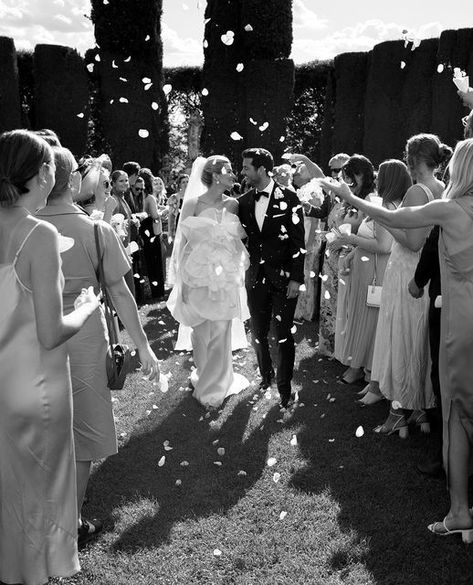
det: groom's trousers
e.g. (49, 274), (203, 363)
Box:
(246, 276), (297, 401)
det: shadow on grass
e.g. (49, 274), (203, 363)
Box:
(287, 350), (473, 585)
(85, 387), (289, 552)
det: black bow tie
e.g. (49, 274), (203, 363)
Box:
(254, 190), (269, 202)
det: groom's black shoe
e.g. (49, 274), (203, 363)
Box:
(259, 370), (275, 390)
(279, 393), (295, 410)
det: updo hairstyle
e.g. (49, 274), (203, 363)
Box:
(0, 129), (53, 208)
(48, 147), (76, 200)
(405, 133), (453, 170)
(201, 155), (231, 187)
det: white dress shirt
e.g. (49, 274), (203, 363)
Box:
(255, 179), (275, 231)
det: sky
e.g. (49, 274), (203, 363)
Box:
(0, 0), (470, 66)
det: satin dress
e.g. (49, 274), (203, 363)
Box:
(0, 219), (79, 585)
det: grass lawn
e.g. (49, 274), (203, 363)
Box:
(63, 299), (473, 585)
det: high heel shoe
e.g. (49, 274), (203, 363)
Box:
(407, 409), (430, 433)
(374, 408), (409, 438)
(359, 390), (385, 406)
(428, 518), (473, 543)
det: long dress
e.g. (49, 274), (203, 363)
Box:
(439, 196), (473, 475)
(294, 216), (324, 321)
(167, 207), (250, 407)
(0, 219), (79, 585)
(337, 218), (392, 371)
(36, 204), (131, 461)
(371, 185), (434, 409)
(318, 201), (343, 356)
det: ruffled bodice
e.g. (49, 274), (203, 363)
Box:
(180, 208), (249, 299)
(167, 207), (250, 327)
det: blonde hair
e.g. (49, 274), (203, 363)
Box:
(48, 147), (76, 200)
(201, 155), (230, 186)
(444, 139), (473, 200)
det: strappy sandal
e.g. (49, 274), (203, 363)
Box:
(428, 518), (473, 543)
(407, 409), (430, 433)
(374, 408), (408, 438)
(78, 517), (103, 548)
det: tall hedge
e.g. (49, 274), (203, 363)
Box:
(202, 0), (294, 164)
(33, 45), (89, 156)
(332, 52), (368, 157)
(400, 38), (438, 144)
(90, 0), (168, 171)
(432, 28), (473, 147)
(319, 68), (336, 167)
(286, 60), (332, 164)
(0, 37), (21, 134)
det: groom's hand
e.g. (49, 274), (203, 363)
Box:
(286, 280), (300, 299)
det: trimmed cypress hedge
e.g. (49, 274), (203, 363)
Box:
(432, 28), (473, 146)
(33, 44), (89, 156)
(242, 58), (295, 162)
(0, 37), (22, 134)
(241, 0), (292, 60)
(332, 52), (368, 157)
(90, 0), (168, 172)
(400, 38), (437, 145)
(363, 40), (410, 165)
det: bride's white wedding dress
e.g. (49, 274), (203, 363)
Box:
(167, 207), (250, 408)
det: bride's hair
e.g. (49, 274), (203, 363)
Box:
(201, 155), (230, 186)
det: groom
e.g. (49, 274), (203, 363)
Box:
(238, 148), (305, 408)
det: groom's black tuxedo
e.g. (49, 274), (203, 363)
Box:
(238, 182), (305, 403)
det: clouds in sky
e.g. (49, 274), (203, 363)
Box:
(0, 0), (445, 66)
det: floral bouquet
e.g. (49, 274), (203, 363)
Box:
(325, 222), (351, 244)
(297, 178), (324, 206)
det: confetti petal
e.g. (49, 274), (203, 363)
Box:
(158, 455), (166, 467)
(273, 472), (281, 483)
(290, 434), (298, 446)
(163, 84), (172, 95)
(217, 447), (225, 456)
(230, 131), (243, 141)
(236, 63), (244, 72)
(138, 129), (149, 138)
(213, 549), (222, 556)
(279, 511), (287, 520)
(244, 24), (253, 32)
(267, 457), (277, 467)
(355, 425), (365, 438)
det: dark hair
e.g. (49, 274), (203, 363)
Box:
(138, 167), (154, 195)
(405, 133), (452, 170)
(48, 146), (76, 200)
(35, 128), (61, 147)
(377, 159), (412, 205)
(242, 148), (274, 174)
(177, 173), (189, 189)
(201, 155), (231, 187)
(342, 154), (375, 199)
(0, 129), (53, 208)
(123, 161), (140, 177)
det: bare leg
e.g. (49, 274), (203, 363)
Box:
(445, 403), (472, 528)
(76, 460), (92, 525)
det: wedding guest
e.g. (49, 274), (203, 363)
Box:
(313, 153), (351, 356)
(325, 134), (451, 436)
(76, 157), (117, 223)
(273, 163), (294, 190)
(457, 88), (473, 110)
(37, 146), (159, 547)
(122, 160), (141, 188)
(333, 155), (376, 382)
(0, 130), (100, 585)
(139, 169), (167, 299)
(111, 169), (139, 297)
(334, 160), (410, 390)
(168, 173), (189, 242)
(326, 138), (473, 542)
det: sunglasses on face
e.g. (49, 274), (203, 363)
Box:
(103, 180), (110, 189)
(134, 187), (144, 192)
(330, 168), (342, 174)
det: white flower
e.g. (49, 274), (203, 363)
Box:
(297, 178), (324, 205)
(274, 187), (284, 200)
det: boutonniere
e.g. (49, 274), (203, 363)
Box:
(274, 187), (284, 200)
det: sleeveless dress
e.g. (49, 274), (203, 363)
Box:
(167, 207), (250, 407)
(371, 184), (435, 409)
(439, 196), (473, 476)
(0, 221), (79, 585)
(338, 218), (392, 371)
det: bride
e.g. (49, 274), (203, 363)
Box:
(167, 155), (250, 408)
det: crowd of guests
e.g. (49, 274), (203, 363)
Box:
(2, 86), (473, 584)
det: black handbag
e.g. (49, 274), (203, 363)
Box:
(94, 223), (134, 390)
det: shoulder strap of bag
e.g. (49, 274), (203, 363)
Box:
(94, 223), (119, 348)
(372, 222), (378, 286)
